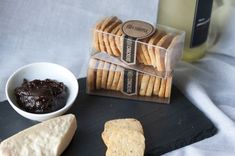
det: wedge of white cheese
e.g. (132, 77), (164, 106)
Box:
(0, 114), (77, 156)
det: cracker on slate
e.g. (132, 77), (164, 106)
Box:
(105, 128), (145, 156)
(102, 118), (144, 146)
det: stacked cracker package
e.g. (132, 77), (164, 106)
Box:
(87, 16), (185, 104)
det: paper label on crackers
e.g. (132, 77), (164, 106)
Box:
(121, 20), (155, 65)
(122, 69), (138, 95)
(122, 35), (137, 65)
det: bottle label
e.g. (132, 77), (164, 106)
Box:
(190, 0), (213, 48)
(122, 69), (138, 95)
(121, 20), (155, 65)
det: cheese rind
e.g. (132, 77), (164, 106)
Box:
(0, 114), (77, 156)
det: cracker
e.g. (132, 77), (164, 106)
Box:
(102, 118), (144, 146)
(111, 66), (123, 90)
(138, 74), (143, 91)
(106, 63), (117, 89)
(93, 19), (105, 51)
(139, 74), (150, 96)
(96, 60), (105, 89)
(165, 35), (182, 71)
(109, 24), (122, 56)
(101, 61), (111, 89)
(104, 118), (144, 134)
(148, 31), (166, 67)
(158, 78), (167, 98)
(105, 129), (145, 156)
(155, 34), (174, 71)
(140, 38), (151, 65)
(99, 16), (118, 52)
(116, 70), (124, 91)
(103, 19), (122, 55)
(153, 77), (161, 96)
(165, 76), (173, 98)
(137, 42), (148, 65)
(87, 59), (98, 92)
(136, 50), (143, 63)
(145, 76), (155, 96)
(115, 28), (123, 52)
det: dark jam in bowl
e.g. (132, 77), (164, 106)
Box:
(14, 79), (67, 114)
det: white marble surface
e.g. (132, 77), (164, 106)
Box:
(0, 0), (235, 156)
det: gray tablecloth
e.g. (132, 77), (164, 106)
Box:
(0, 0), (235, 156)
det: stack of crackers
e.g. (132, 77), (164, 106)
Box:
(92, 16), (183, 72)
(102, 119), (145, 156)
(87, 58), (172, 98)
(88, 16), (184, 103)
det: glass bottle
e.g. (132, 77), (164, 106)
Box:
(157, 0), (217, 62)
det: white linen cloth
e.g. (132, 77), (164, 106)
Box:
(0, 0), (234, 155)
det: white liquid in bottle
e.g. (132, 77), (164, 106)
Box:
(158, 0), (214, 62)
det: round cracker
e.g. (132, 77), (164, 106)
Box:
(106, 63), (117, 89)
(139, 74), (150, 96)
(165, 35), (182, 72)
(87, 59), (98, 92)
(111, 66), (123, 90)
(96, 60), (105, 89)
(109, 24), (122, 56)
(116, 69), (124, 91)
(98, 16), (118, 52)
(103, 19), (122, 55)
(145, 76), (155, 96)
(93, 19), (105, 51)
(115, 28), (123, 52)
(165, 76), (173, 98)
(148, 31), (166, 67)
(137, 42), (148, 65)
(155, 34), (174, 71)
(153, 77), (161, 96)
(138, 74), (143, 92)
(140, 38), (152, 65)
(158, 78), (167, 98)
(101, 61), (111, 89)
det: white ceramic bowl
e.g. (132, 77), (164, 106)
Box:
(5, 62), (79, 122)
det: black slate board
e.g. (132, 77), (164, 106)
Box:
(0, 78), (217, 156)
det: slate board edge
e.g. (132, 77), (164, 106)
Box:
(146, 125), (217, 155)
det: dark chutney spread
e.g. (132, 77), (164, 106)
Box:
(14, 79), (67, 114)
